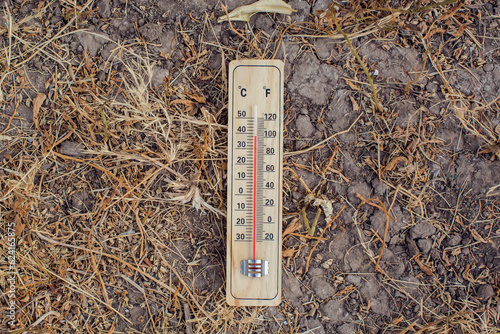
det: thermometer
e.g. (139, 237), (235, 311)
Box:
(227, 59), (283, 306)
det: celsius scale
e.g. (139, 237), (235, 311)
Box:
(227, 59), (283, 306)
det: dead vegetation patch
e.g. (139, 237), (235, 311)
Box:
(1, 0), (499, 333)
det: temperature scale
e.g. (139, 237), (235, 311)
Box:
(227, 59), (283, 306)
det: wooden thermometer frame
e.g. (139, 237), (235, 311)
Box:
(227, 59), (284, 306)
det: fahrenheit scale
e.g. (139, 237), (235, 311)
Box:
(227, 60), (283, 306)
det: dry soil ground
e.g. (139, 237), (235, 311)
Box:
(1, 0), (500, 333)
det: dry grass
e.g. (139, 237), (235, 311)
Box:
(0, 2), (229, 332)
(1, 0), (499, 333)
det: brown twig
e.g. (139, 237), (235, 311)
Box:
(305, 206), (345, 274)
(221, 5), (264, 58)
(329, 10), (383, 112)
(356, 195), (395, 273)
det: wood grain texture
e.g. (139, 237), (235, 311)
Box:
(227, 59), (284, 306)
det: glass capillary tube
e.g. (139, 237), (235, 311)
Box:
(253, 105), (257, 260)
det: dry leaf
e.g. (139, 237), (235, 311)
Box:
(335, 285), (356, 296)
(321, 259), (333, 268)
(349, 95), (360, 111)
(283, 217), (301, 237)
(15, 220), (25, 236)
(186, 92), (206, 103)
(169, 184), (225, 217)
(364, 157), (375, 167)
(32, 92), (46, 131)
(424, 27), (445, 40)
(83, 47), (93, 72)
(143, 258), (153, 267)
(382, 156), (408, 173)
(282, 247), (299, 258)
(470, 229), (493, 244)
(462, 264), (475, 282)
(312, 198), (333, 222)
(160, 51), (171, 60)
(402, 163), (415, 173)
(415, 255), (434, 276)
(440, 0), (465, 21)
(184, 49), (209, 64)
(442, 251), (451, 267)
(344, 78), (361, 91)
(170, 99), (196, 107)
(218, 0), (295, 23)
(452, 24), (468, 38)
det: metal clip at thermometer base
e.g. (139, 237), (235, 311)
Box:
(227, 59), (284, 306)
(241, 259), (269, 278)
